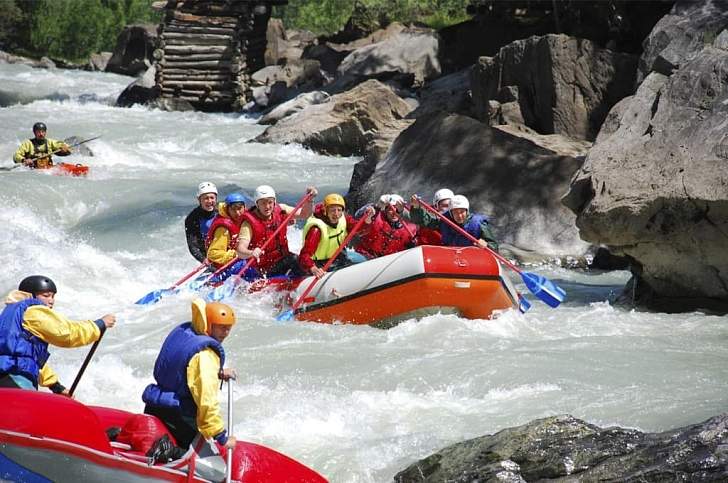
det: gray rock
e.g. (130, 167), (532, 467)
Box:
(395, 413), (728, 482)
(115, 65), (158, 107)
(264, 18), (287, 66)
(106, 24), (157, 77)
(715, 29), (728, 50)
(86, 52), (112, 72)
(407, 67), (472, 119)
(0, 50), (55, 69)
(251, 59), (323, 88)
(471, 34), (638, 141)
(347, 112), (588, 256)
(259, 91), (330, 125)
(562, 45), (728, 311)
(637, 0), (728, 83)
(337, 27), (441, 85)
(252, 79), (413, 157)
(302, 43), (348, 75)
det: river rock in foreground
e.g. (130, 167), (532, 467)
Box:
(395, 413), (728, 482)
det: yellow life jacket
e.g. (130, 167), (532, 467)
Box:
(302, 215), (347, 261)
(30, 140), (52, 169)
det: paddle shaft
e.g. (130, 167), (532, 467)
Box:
(209, 191), (315, 284)
(69, 330), (104, 396)
(226, 380), (233, 483)
(170, 260), (209, 290)
(416, 197), (521, 274)
(290, 215), (368, 313)
(29, 135), (102, 161)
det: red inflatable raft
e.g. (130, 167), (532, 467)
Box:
(0, 389), (327, 482)
(285, 246), (520, 325)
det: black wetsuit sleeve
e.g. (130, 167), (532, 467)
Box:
(184, 208), (207, 263)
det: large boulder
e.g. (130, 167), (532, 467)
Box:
(637, 0), (728, 83)
(336, 26), (441, 85)
(406, 67), (472, 119)
(562, 21), (728, 310)
(347, 112), (587, 256)
(116, 65), (158, 107)
(251, 79), (413, 157)
(395, 413), (728, 482)
(471, 34), (638, 141)
(106, 24), (157, 77)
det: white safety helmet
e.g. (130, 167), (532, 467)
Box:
(254, 185), (276, 203)
(450, 194), (469, 211)
(197, 181), (218, 198)
(433, 188), (454, 206)
(387, 194), (404, 206)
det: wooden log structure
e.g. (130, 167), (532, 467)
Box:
(154, 0), (287, 111)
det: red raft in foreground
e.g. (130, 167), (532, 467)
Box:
(0, 389), (326, 482)
(285, 246), (521, 325)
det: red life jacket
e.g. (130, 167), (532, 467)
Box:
(205, 215), (241, 267)
(357, 211), (416, 258)
(241, 205), (290, 271)
(417, 226), (442, 246)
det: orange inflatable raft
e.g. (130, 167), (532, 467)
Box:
(286, 246), (521, 325)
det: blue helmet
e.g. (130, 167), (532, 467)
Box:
(225, 192), (250, 206)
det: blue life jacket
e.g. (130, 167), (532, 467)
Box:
(0, 299), (51, 388)
(200, 214), (215, 240)
(142, 322), (225, 417)
(440, 213), (489, 247)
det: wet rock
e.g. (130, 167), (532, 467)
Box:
(471, 34), (637, 141)
(116, 65), (158, 107)
(395, 413), (728, 482)
(252, 79), (413, 157)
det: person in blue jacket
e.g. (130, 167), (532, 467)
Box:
(142, 298), (237, 453)
(0, 275), (116, 394)
(184, 182), (218, 263)
(409, 194), (499, 251)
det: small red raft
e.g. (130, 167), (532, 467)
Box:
(0, 389), (327, 482)
(285, 246), (520, 325)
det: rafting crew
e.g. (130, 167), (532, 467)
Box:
(142, 299), (237, 454)
(354, 194), (419, 260)
(13, 122), (71, 169)
(205, 192), (257, 282)
(185, 181), (218, 263)
(409, 194), (499, 251)
(299, 194), (375, 278)
(0, 275), (116, 394)
(235, 185), (317, 278)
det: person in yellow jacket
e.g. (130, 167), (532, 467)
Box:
(142, 298), (237, 453)
(13, 122), (71, 169)
(0, 275), (116, 394)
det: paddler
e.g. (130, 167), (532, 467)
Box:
(299, 194), (374, 278)
(185, 181), (218, 263)
(409, 194), (499, 251)
(354, 194), (419, 260)
(235, 185), (317, 278)
(142, 299), (237, 454)
(205, 192), (257, 282)
(0, 275), (116, 394)
(13, 122), (72, 169)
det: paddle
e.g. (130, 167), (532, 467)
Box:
(135, 260), (210, 305)
(208, 191), (315, 302)
(276, 214), (369, 321)
(69, 331), (104, 397)
(3, 136), (102, 171)
(415, 196), (566, 308)
(226, 379), (234, 483)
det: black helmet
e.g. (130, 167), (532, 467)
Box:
(32, 122), (47, 132)
(19, 275), (57, 296)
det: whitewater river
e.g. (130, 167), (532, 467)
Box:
(1, 63), (727, 482)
